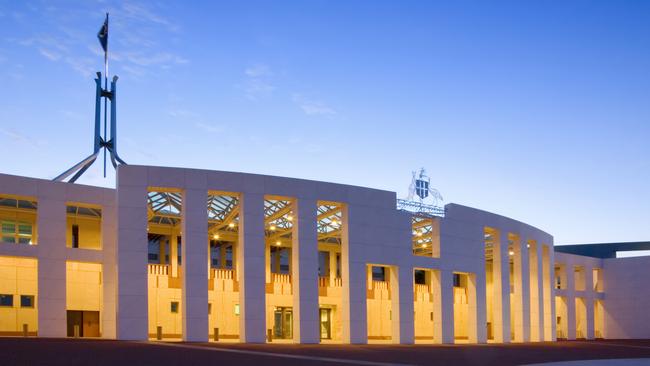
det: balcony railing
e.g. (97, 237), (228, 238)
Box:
(318, 276), (343, 287)
(211, 268), (234, 280)
(272, 273), (291, 283)
(148, 264), (169, 275)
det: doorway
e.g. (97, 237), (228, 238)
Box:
(320, 308), (332, 340)
(67, 310), (100, 337)
(273, 307), (293, 339)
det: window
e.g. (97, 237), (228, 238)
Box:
(234, 304), (240, 315)
(71, 225), (79, 248)
(372, 266), (386, 281)
(0, 294), (13, 307)
(1, 221), (33, 244)
(66, 204), (102, 249)
(170, 301), (179, 313)
(414, 269), (426, 285)
(208, 303), (212, 315)
(453, 273), (461, 287)
(412, 216), (441, 258)
(20, 295), (34, 308)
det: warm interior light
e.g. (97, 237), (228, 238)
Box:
(269, 225), (276, 231)
(228, 222), (235, 228)
(509, 250), (515, 256)
(213, 234), (219, 240)
(416, 231), (423, 237)
(287, 215), (293, 221)
(421, 243), (427, 248)
(275, 240), (281, 246)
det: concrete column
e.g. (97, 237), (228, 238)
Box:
(341, 205), (367, 344)
(475, 271), (487, 343)
(586, 297), (595, 340)
(536, 243), (545, 342)
(170, 234), (178, 277)
(329, 250), (337, 287)
(549, 247), (557, 341)
(181, 188), (208, 342)
(159, 237), (166, 264)
(102, 201), (118, 339)
(37, 193), (67, 337)
(521, 240), (531, 342)
(585, 267), (595, 340)
(512, 236), (524, 342)
(499, 231), (512, 343)
(440, 270), (455, 343)
(115, 182), (148, 340)
(238, 193), (266, 343)
(292, 198), (319, 343)
(542, 245), (553, 341)
(431, 270), (442, 343)
(528, 241), (540, 342)
(566, 264), (576, 340)
(396, 265), (414, 344)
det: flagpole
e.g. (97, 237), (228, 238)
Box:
(103, 12), (109, 177)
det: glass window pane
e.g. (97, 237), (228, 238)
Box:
(2, 222), (15, 233)
(18, 224), (32, 235)
(0, 294), (13, 307)
(20, 295), (34, 308)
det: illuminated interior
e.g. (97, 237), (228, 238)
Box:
(264, 196), (295, 342)
(411, 216), (440, 257)
(147, 189), (184, 340)
(207, 192), (240, 341)
(484, 228), (500, 342)
(0, 195), (37, 245)
(453, 272), (477, 343)
(367, 264), (394, 342)
(66, 204), (102, 250)
(413, 268), (441, 343)
(0, 256), (37, 335)
(555, 296), (568, 339)
(66, 261), (102, 337)
(316, 201), (344, 342)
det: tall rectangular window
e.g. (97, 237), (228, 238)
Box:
(412, 216), (441, 257)
(66, 204), (102, 250)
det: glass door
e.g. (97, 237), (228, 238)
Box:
(273, 307), (293, 339)
(320, 308), (331, 340)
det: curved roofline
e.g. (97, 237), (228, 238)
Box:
(444, 202), (553, 238)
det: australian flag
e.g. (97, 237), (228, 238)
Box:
(97, 14), (108, 52)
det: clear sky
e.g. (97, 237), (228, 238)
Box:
(0, 1), (648, 245)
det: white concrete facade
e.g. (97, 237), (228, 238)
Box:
(0, 165), (648, 343)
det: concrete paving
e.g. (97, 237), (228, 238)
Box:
(2, 338), (650, 366)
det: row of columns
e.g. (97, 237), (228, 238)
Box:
(487, 230), (555, 343)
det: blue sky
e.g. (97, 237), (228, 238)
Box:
(0, 1), (648, 245)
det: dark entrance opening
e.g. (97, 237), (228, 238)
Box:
(67, 310), (100, 337)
